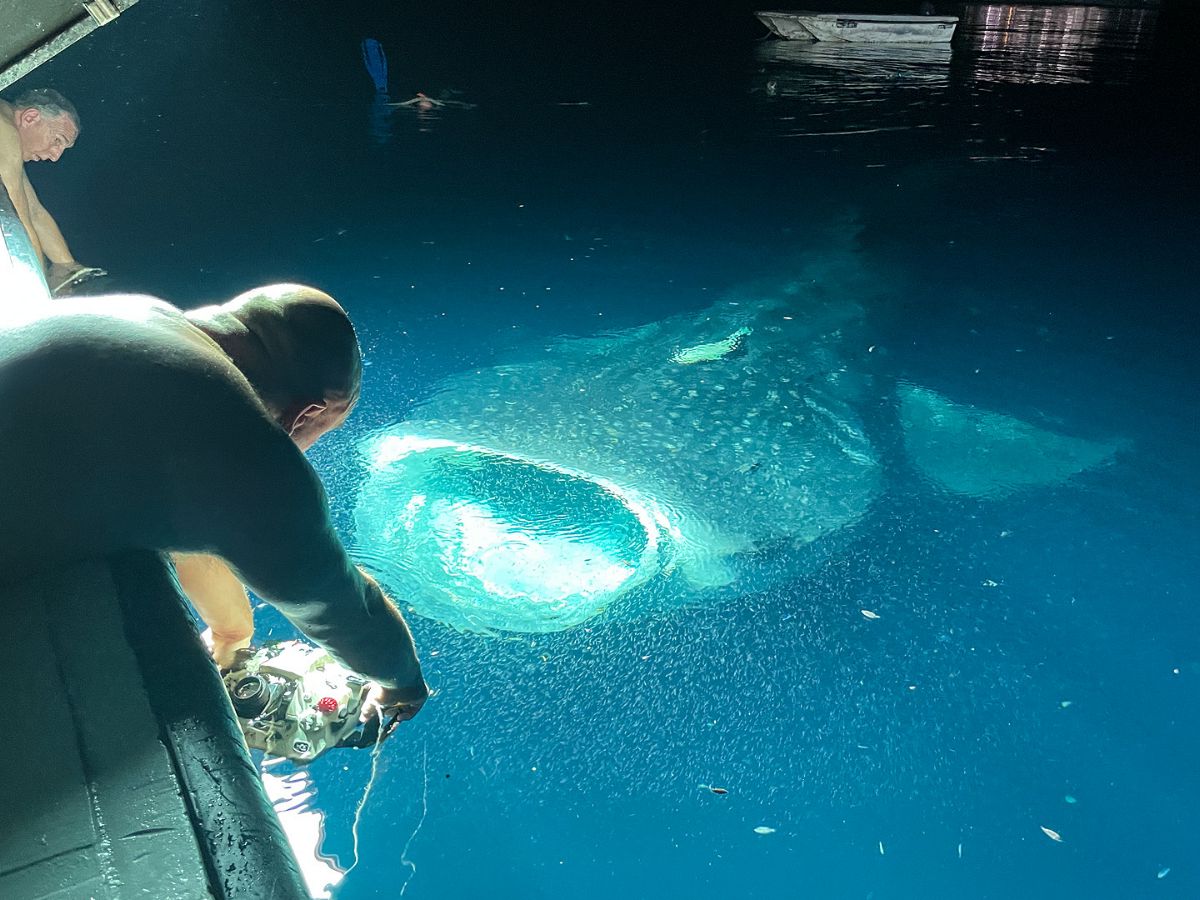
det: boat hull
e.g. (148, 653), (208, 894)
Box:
(756, 10), (958, 44)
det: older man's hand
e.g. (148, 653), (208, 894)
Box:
(47, 261), (106, 296)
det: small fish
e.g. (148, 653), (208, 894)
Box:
(879, 841), (885, 855)
(698, 784), (728, 795)
(957, 843), (962, 859)
(1064, 795), (1077, 804)
(1060, 701), (1073, 709)
(861, 609), (880, 620)
(1040, 826), (1063, 842)
(1157, 867), (1170, 879)
(753, 826), (776, 835)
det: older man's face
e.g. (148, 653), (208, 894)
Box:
(18, 109), (78, 163)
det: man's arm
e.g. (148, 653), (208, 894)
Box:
(0, 125), (45, 265)
(173, 552), (254, 667)
(173, 398), (426, 702)
(23, 179), (77, 266)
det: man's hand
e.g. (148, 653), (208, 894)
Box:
(47, 262), (106, 296)
(359, 679), (430, 725)
(175, 553), (255, 668)
(201, 626), (252, 670)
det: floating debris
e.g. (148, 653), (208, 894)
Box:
(1060, 701), (1073, 709)
(861, 609), (880, 620)
(957, 842), (963, 859)
(1157, 867), (1170, 879)
(1040, 826), (1063, 842)
(879, 841), (886, 855)
(753, 826), (776, 835)
(1064, 795), (1077, 804)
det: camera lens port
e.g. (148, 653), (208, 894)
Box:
(231, 675), (271, 718)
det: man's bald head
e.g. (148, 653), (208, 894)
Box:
(187, 284), (363, 448)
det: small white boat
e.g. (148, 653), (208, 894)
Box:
(755, 10), (959, 44)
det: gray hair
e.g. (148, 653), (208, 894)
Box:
(13, 88), (80, 134)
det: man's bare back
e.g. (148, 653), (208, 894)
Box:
(0, 293), (425, 707)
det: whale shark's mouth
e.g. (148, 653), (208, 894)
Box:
(353, 435), (677, 633)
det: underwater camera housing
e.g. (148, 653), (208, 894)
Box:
(222, 640), (380, 763)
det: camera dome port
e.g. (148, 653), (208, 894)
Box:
(231, 675), (272, 718)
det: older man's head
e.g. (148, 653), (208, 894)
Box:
(12, 88), (80, 163)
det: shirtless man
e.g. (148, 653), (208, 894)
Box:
(0, 88), (98, 289)
(0, 283), (428, 722)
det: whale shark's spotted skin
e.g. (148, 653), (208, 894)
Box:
(354, 253), (1121, 633)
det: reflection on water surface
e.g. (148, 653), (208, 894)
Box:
(750, 3), (1163, 157)
(957, 3), (1159, 84)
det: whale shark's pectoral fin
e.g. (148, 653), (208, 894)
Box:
(669, 518), (752, 590)
(898, 384), (1125, 499)
(677, 551), (737, 591)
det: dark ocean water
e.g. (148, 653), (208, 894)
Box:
(25, 2), (1198, 898)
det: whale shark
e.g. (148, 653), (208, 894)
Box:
(351, 249), (1122, 634)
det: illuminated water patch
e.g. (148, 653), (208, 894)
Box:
(353, 436), (676, 633)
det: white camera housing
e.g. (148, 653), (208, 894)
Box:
(222, 641), (371, 763)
